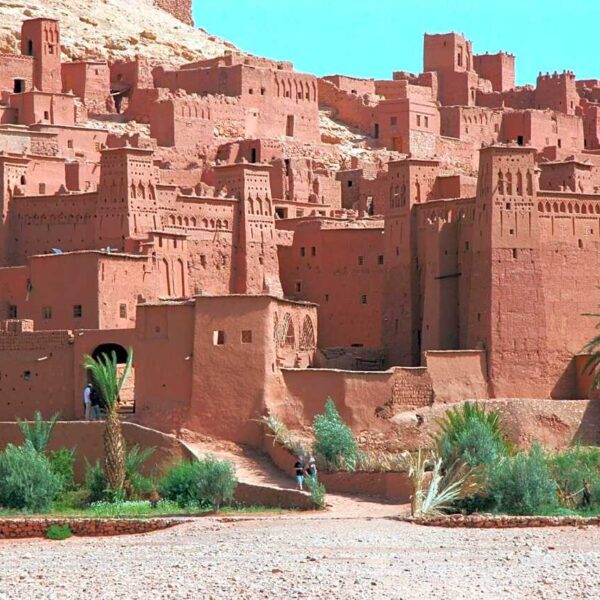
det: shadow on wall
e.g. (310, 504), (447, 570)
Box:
(573, 400), (600, 446)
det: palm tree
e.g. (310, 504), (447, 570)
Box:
(83, 348), (133, 493)
(583, 307), (600, 390)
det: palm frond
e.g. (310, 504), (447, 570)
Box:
(17, 411), (59, 452)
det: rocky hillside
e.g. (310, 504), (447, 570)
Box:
(0, 0), (238, 63)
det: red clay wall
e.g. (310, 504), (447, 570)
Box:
(0, 421), (192, 480)
(0, 328), (75, 420)
(277, 218), (385, 348)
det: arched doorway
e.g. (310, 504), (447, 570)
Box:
(90, 343), (135, 414)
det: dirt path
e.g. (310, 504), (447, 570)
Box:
(184, 439), (404, 519)
(1, 515), (598, 599)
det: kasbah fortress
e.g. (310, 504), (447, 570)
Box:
(0, 0), (599, 460)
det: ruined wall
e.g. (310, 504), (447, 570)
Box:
(153, 0), (193, 25)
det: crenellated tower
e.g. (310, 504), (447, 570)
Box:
(214, 163), (282, 296)
(95, 147), (159, 249)
(383, 158), (439, 366)
(20, 18), (62, 93)
(467, 145), (547, 395)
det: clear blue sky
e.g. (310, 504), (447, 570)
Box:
(195, 1), (598, 87)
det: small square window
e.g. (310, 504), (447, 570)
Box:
(73, 304), (82, 318)
(213, 330), (225, 345)
(67, 140), (74, 149)
(8, 304), (17, 319)
(42, 306), (52, 319)
(417, 115), (421, 126)
(241, 330), (253, 343)
(39, 183), (46, 194)
(348, 180), (353, 188)
(358, 256), (364, 266)
(377, 255), (384, 265)
(200, 255), (207, 268)
(43, 111), (49, 120)
(424, 116), (429, 127)
(324, 294), (329, 302)
(300, 247), (305, 257)
(295, 281), (302, 293)
(119, 303), (127, 319)
(361, 295), (368, 304)
(390, 116), (397, 126)
(311, 246), (316, 256)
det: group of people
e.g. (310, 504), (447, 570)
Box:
(294, 454), (317, 491)
(83, 382), (104, 420)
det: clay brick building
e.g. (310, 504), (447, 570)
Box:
(0, 17), (599, 444)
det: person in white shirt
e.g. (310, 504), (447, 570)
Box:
(83, 383), (93, 420)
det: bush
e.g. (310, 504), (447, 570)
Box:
(436, 402), (509, 469)
(124, 445), (155, 500)
(549, 445), (600, 509)
(158, 460), (203, 508)
(305, 478), (326, 509)
(438, 417), (508, 470)
(84, 459), (108, 503)
(17, 411), (59, 453)
(196, 456), (237, 512)
(48, 448), (76, 491)
(488, 444), (558, 515)
(45, 524), (72, 540)
(313, 398), (358, 471)
(0, 442), (63, 511)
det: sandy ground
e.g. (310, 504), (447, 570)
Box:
(0, 513), (598, 600)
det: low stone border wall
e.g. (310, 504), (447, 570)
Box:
(0, 518), (185, 539)
(234, 482), (316, 510)
(265, 441), (413, 502)
(399, 514), (600, 528)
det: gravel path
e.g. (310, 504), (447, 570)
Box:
(0, 515), (598, 599)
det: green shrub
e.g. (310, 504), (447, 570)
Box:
(0, 442), (62, 511)
(45, 524), (72, 540)
(48, 448), (76, 491)
(17, 411), (59, 453)
(124, 445), (155, 499)
(84, 459), (108, 503)
(489, 444), (558, 515)
(549, 445), (600, 509)
(158, 460), (203, 507)
(196, 456), (237, 512)
(438, 417), (508, 470)
(305, 478), (326, 509)
(436, 402), (509, 469)
(313, 398), (358, 471)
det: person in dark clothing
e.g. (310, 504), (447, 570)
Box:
(294, 456), (305, 491)
(90, 386), (102, 420)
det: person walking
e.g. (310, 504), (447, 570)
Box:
(294, 456), (305, 491)
(306, 454), (318, 484)
(83, 382), (93, 420)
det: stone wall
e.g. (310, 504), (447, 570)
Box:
(403, 514), (600, 528)
(0, 518), (182, 539)
(153, 0), (193, 25)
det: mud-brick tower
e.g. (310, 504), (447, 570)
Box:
(467, 145), (547, 396)
(20, 18), (62, 93)
(215, 163), (282, 296)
